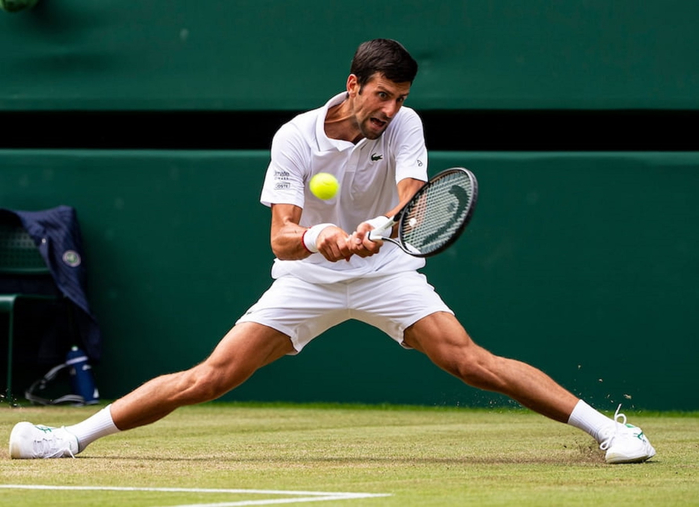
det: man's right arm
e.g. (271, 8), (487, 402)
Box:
(271, 203), (353, 262)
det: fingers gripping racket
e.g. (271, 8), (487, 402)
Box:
(368, 167), (478, 257)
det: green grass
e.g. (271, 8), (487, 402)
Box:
(1, 402), (697, 506)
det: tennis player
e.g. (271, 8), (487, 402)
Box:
(9, 39), (654, 464)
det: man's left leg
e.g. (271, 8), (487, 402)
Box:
(402, 312), (655, 463)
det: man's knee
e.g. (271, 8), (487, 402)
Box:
(403, 315), (505, 390)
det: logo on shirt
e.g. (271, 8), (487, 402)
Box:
(273, 169), (291, 190)
(274, 169), (291, 180)
(371, 153), (383, 162)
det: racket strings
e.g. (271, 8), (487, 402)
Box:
(401, 172), (475, 254)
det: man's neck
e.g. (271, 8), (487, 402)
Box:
(324, 101), (363, 144)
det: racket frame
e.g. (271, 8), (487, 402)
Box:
(367, 167), (478, 257)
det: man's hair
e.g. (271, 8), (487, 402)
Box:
(350, 39), (418, 86)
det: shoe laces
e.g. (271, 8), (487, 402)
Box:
(36, 426), (76, 459)
(599, 404), (627, 451)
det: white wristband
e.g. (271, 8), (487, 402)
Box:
(365, 215), (391, 234)
(302, 223), (336, 253)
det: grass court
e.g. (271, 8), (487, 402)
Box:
(1, 402), (697, 506)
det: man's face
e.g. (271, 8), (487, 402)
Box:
(348, 73), (411, 140)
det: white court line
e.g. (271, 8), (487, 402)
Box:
(0, 484), (391, 506)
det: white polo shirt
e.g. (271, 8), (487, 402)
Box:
(260, 92), (429, 283)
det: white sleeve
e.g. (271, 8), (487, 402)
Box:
(260, 122), (309, 208)
(390, 108), (429, 184)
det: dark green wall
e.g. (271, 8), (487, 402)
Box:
(1, 150), (696, 411)
(1, 0), (697, 110)
(1, 1), (697, 411)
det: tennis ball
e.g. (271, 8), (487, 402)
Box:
(309, 172), (339, 200)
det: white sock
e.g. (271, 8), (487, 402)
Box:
(567, 400), (615, 443)
(66, 404), (121, 452)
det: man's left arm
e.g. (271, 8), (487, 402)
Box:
(347, 177), (425, 256)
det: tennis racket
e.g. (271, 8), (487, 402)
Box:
(367, 167), (478, 257)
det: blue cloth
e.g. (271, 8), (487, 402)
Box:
(0, 205), (102, 362)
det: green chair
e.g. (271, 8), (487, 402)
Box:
(0, 219), (59, 401)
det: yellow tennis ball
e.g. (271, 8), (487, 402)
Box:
(309, 172), (339, 200)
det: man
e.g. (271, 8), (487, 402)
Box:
(9, 39), (655, 464)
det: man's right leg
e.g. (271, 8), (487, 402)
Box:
(9, 322), (295, 458)
(110, 322), (295, 429)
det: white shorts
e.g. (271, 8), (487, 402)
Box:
(236, 271), (453, 352)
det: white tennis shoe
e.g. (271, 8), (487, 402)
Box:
(9, 422), (79, 459)
(599, 405), (656, 464)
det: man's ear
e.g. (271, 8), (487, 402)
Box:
(346, 74), (360, 97)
